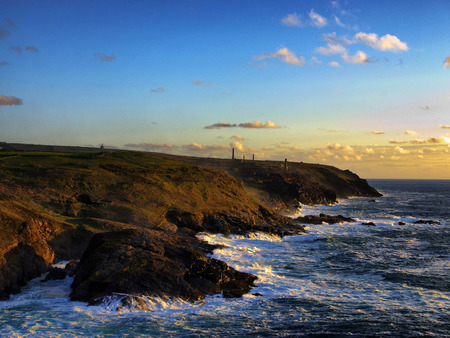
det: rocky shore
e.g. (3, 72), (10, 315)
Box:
(0, 143), (381, 306)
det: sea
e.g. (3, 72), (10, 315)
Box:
(1, 179), (449, 337)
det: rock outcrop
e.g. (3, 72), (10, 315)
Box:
(294, 213), (355, 225)
(71, 229), (257, 304)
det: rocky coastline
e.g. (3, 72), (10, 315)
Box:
(0, 143), (381, 306)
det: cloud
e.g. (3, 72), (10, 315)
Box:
(95, 53), (116, 62)
(25, 45), (39, 53)
(322, 33), (352, 45)
(5, 19), (17, 28)
(391, 136), (450, 145)
(405, 130), (417, 136)
(124, 143), (174, 152)
(395, 146), (410, 154)
(230, 135), (245, 140)
(440, 125), (450, 129)
(238, 120), (282, 129)
(315, 43), (347, 55)
(0, 61), (9, 66)
(309, 9), (327, 27)
(444, 56), (450, 69)
(281, 13), (302, 27)
(256, 47), (306, 66)
(229, 141), (247, 152)
(318, 128), (346, 133)
(372, 130), (385, 135)
(183, 143), (228, 153)
(389, 140), (409, 144)
(0, 95), (23, 105)
(193, 80), (213, 87)
(334, 16), (346, 28)
(329, 61), (341, 67)
(262, 145), (274, 151)
(9, 45), (22, 54)
(0, 29), (10, 39)
(204, 122), (237, 129)
(354, 32), (408, 52)
(150, 87), (167, 93)
(275, 142), (301, 151)
(342, 50), (370, 63)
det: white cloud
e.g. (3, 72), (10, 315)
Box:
(444, 56), (450, 68)
(342, 51), (370, 64)
(229, 141), (247, 152)
(309, 9), (328, 27)
(354, 32), (408, 52)
(395, 146), (410, 154)
(322, 33), (352, 45)
(183, 143), (228, 152)
(275, 142), (301, 151)
(238, 120), (282, 129)
(230, 135), (245, 140)
(281, 13), (302, 27)
(405, 130), (417, 136)
(329, 61), (341, 67)
(315, 43), (347, 55)
(372, 130), (385, 135)
(256, 47), (306, 66)
(334, 16), (346, 28)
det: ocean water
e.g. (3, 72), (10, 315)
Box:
(0, 179), (449, 337)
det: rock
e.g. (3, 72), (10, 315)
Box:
(70, 229), (257, 304)
(294, 214), (355, 225)
(64, 260), (79, 277)
(413, 219), (440, 225)
(361, 222), (376, 226)
(41, 267), (66, 282)
(398, 221), (406, 225)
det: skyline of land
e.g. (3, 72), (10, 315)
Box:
(1, 0), (449, 179)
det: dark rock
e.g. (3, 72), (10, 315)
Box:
(413, 219), (440, 225)
(64, 260), (79, 277)
(398, 221), (406, 225)
(361, 222), (376, 226)
(70, 229), (257, 304)
(41, 267), (66, 282)
(294, 214), (355, 225)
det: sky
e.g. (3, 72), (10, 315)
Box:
(1, 0), (449, 179)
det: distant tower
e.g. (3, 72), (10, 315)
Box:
(284, 158), (288, 171)
(252, 154), (255, 161)
(100, 143), (104, 150)
(232, 148), (235, 160)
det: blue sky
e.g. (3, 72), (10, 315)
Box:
(1, 0), (449, 178)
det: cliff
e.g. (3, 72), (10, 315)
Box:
(0, 143), (381, 304)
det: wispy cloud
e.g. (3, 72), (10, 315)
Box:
(192, 80), (213, 87)
(5, 18), (17, 28)
(183, 143), (228, 152)
(239, 120), (283, 129)
(256, 47), (306, 66)
(281, 13), (303, 27)
(0, 95), (23, 105)
(315, 43), (347, 55)
(444, 56), (450, 69)
(204, 122), (237, 129)
(309, 9), (328, 27)
(25, 45), (39, 53)
(372, 130), (385, 135)
(9, 45), (22, 54)
(95, 53), (116, 62)
(150, 87), (167, 93)
(354, 32), (408, 52)
(440, 125), (450, 129)
(231, 135), (245, 140)
(390, 136), (450, 145)
(0, 29), (10, 39)
(124, 143), (174, 152)
(329, 61), (341, 67)
(0, 61), (9, 66)
(275, 142), (301, 151)
(405, 130), (417, 136)
(318, 128), (347, 133)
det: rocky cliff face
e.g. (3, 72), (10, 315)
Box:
(0, 144), (380, 304)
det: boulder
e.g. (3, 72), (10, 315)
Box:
(294, 214), (355, 225)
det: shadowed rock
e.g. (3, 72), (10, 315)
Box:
(294, 214), (355, 225)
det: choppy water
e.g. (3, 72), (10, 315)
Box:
(1, 179), (449, 337)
